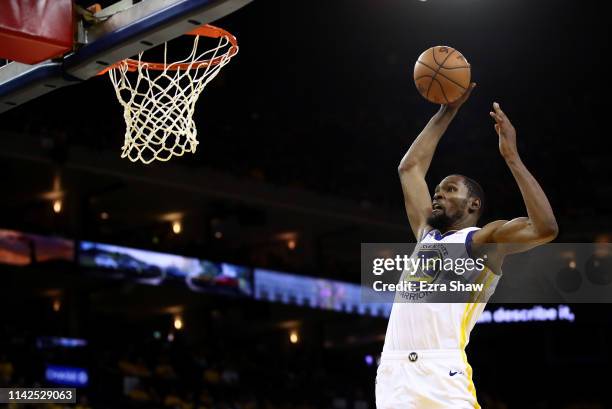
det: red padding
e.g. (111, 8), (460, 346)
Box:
(0, 0), (74, 64)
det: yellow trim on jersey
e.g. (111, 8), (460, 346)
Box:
(460, 266), (494, 409)
(461, 349), (482, 409)
(468, 265), (494, 304)
(460, 302), (481, 408)
(479, 269), (497, 303)
(468, 267), (490, 303)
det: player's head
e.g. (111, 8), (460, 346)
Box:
(427, 174), (484, 231)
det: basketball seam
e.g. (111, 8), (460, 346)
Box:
(431, 47), (444, 66)
(428, 77), (449, 104)
(417, 60), (468, 91)
(433, 77), (450, 104)
(414, 74), (435, 81)
(426, 48), (457, 99)
(439, 65), (471, 70)
(431, 47), (469, 70)
(419, 59), (468, 74)
(414, 63), (437, 87)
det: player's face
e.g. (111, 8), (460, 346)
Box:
(427, 176), (470, 230)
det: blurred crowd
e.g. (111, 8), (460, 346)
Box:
(1, 320), (607, 409)
(0, 323), (375, 409)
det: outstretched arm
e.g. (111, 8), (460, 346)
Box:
(473, 102), (558, 254)
(399, 84), (476, 239)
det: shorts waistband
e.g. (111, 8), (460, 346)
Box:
(381, 349), (464, 361)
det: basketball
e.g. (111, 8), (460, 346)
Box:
(414, 46), (471, 104)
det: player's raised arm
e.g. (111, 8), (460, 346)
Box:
(398, 83), (476, 239)
(473, 102), (558, 253)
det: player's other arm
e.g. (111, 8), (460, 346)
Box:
(398, 84), (476, 239)
(473, 102), (558, 254)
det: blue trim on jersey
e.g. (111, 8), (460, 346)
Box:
(465, 230), (476, 259)
(430, 229), (459, 241)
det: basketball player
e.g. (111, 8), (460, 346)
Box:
(376, 83), (558, 409)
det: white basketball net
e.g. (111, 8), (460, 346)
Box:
(108, 32), (236, 164)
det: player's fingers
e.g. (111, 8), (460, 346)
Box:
(489, 111), (502, 123)
(493, 102), (507, 119)
(460, 83), (476, 100)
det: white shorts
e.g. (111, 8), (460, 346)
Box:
(375, 349), (480, 409)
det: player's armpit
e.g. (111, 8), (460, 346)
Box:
(472, 217), (557, 255)
(398, 165), (432, 240)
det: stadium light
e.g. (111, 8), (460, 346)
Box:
(52, 299), (61, 312)
(174, 316), (183, 330)
(160, 212), (184, 234)
(52, 199), (62, 214)
(172, 220), (182, 234)
(289, 329), (299, 344)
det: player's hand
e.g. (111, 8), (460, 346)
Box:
(490, 102), (518, 159)
(445, 82), (476, 110)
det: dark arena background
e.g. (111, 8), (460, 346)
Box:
(0, 0), (610, 408)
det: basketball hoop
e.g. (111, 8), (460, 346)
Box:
(102, 24), (238, 164)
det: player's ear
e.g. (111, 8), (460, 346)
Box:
(468, 198), (481, 214)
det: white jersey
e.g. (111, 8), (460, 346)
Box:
(382, 227), (500, 351)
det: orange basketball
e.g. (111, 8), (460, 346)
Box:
(414, 46), (471, 104)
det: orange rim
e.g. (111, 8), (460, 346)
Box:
(97, 24), (238, 75)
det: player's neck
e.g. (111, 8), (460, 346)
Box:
(443, 219), (477, 234)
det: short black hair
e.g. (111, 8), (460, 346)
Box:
(458, 175), (485, 216)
